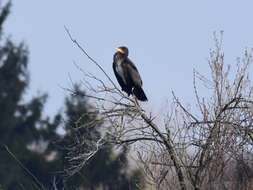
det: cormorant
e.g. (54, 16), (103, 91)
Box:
(113, 46), (147, 101)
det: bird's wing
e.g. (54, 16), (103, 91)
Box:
(125, 58), (143, 87)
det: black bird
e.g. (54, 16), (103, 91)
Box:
(113, 46), (148, 101)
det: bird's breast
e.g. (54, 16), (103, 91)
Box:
(115, 59), (126, 84)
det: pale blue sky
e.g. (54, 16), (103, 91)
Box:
(5, 0), (253, 116)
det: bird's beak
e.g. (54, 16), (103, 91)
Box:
(116, 48), (125, 54)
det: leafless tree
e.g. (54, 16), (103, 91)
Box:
(144, 33), (253, 190)
(64, 29), (253, 190)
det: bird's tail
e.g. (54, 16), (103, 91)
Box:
(133, 86), (148, 101)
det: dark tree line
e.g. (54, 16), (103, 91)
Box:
(0, 2), (144, 190)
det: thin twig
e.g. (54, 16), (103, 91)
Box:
(3, 145), (45, 190)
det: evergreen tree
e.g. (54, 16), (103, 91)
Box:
(0, 2), (144, 189)
(0, 2), (61, 189)
(62, 85), (144, 190)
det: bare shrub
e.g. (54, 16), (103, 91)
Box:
(64, 29), (253, 190)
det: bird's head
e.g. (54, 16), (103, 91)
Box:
(116, 46), (129, 58)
